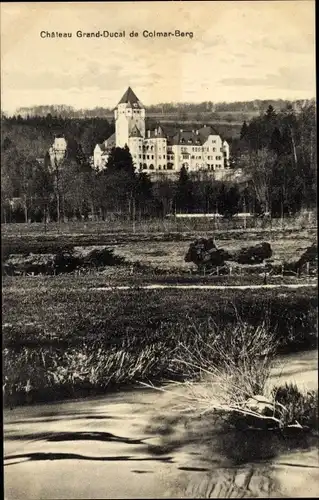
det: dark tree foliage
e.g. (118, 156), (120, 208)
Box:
(240, 121), (248, 140)
(217, 184), (241, 218)
(174, 166), (194, 213)
(1, 101), (316, 223)
(236, 102), (316, 215)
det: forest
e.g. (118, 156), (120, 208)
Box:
(1, 101), (316, 223)
(12, 98), (313, 118)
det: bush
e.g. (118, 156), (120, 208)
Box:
(234, 242), (272, 265)
(2, 247), (125, 276)
(272, 383), (318, 429)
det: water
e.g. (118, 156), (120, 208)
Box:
(4, 350), (318, 498)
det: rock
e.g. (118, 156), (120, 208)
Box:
(245, 395), (276, 417)
(234, 242), (272, 265)
(296, 243), (317, 273)
(185, 238), (232, 269)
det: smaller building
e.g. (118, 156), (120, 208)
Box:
(93, 133), (116, 171)
(49, 136), (67, 167)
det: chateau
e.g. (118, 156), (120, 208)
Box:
(93, 87), (231, 177)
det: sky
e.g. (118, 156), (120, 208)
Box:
(1, 1), (315, 114)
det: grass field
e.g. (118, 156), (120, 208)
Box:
(3, 219), (317, 407)
(2, 229), (316, 276)
(2, 212), (317, 237)
(3, 281), (317, 406)
(103, 234), (315, 271)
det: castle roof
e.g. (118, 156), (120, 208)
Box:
(145, 125), (166, 139)
(96, 143), (107, 152)
(105, 132), (116, 146)
(129, 125), (142, 138)
(168, 125), (222, 146)
(95, 132), (116, 153)
(170, 130), (204, 146)
(197, 125), (220, 138)
(117, 87), (143, 109)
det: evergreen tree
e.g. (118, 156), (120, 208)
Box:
(217, 183), (240, 218)
(99, 146), (137, 216)
(269, 127), (282, 156)
(106, 146), (135, 177)
(175, 166), (194, 213)
(240, 121), (248, 140)
(265, 104), (276, 120)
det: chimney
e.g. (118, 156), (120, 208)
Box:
(196, 130), (199, 135)
(180, 129), (183, 133)
(147, 130), (150, 138)
(155, 128), (157, 136)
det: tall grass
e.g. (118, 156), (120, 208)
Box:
(143, 318), (318, 433)
(3, 286), (317, 407)
(1, 313), (277, 408)
(1, 211), (317, 237)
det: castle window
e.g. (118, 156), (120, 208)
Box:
(143, 163), (147, 169)
(163, 155), (165, 159)
(158, 155), (161, 159)
(147, 155), (150, 159)
(149, 164), (154, 170)
(151, 155), (154, 159)
(158, 165), (161, 170)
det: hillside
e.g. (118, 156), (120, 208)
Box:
(8, 98), (314, 120)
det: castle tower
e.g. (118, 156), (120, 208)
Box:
(114, 87), (146, 148)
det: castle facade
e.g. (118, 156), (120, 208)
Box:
(93, 87), (230, 177)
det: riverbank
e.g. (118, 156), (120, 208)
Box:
(4, 349), (318, 499)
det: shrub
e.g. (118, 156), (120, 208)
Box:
(234, 242), (272, 265)
(272, 383), (318, 429)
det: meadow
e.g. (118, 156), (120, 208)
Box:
(2, 220), (316, 274)
(3, 283), (317, 406)
(2, 218), (317, 409)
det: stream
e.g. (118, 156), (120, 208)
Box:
(4, 349), (318, 499)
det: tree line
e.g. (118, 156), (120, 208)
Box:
(232, 102), (316, 217)
(1, 142), (252, 223)
(11, 98), (313, 119)
(1, 102), (316, 223)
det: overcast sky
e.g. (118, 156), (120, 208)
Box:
(1, 1), (315, 114)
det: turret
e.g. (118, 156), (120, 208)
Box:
(114, 87), (145, 147)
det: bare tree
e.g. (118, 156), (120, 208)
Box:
(245, 148), (277, 214)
